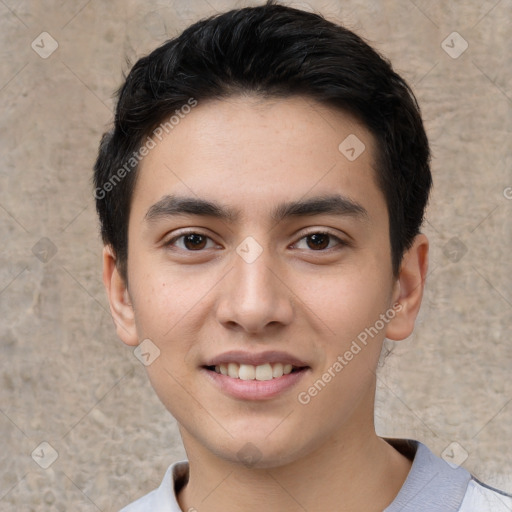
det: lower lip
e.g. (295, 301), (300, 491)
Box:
(201, 367), (309, 400)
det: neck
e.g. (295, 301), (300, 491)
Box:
(177, 423), (412, 512)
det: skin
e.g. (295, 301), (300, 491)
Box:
(103, 95), (429, 512)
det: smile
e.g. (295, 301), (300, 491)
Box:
(206, 362), (298, 380)
(202, 351), (310, 399)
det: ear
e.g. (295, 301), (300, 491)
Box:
(102, 245), (139, 346)
(385, 234), (429, 341)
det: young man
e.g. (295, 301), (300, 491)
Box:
(94, 2), (512, 511)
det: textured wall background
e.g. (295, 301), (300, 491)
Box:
(0, 0), (511, 510)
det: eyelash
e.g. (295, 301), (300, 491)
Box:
(164, 229), (348, 252)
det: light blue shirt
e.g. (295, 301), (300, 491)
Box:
(120, 439), (512, 511)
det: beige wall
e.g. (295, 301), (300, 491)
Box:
(1, 0), (511, 510)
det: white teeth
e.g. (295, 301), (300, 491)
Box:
(227, 363), (238, 378)
(272, 363), (284, 378)
(239, 364), (255, 380)
(255, 363), (273, 381)
(215, 362), (298, 380)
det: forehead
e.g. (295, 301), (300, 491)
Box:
(130, 95), (384, 224)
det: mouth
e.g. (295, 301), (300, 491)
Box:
(204, 362), (307, 381)
(201, 351), (310, 400)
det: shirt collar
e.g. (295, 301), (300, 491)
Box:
(383, 438), (471, 512)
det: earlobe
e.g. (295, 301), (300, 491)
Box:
(102, 246), (139, 346)
(385, 234), (429, 341)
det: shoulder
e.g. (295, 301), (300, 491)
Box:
(118, 461), (189, 512)
(384, 439), (512, 512)
(458, 478), (512, 512)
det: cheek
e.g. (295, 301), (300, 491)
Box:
(132, 280), (175, 338)
(134, 278), (202, 418)
(301, 266), (393, 346)
(130, 267), (205, 340)
(129, 268), (218, 397)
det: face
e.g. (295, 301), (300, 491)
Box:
(105, 95), (426, 469)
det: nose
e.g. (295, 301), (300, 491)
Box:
(215, 244), (294, 334)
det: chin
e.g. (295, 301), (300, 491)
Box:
(199, 427), (315, 470)
(218, 444), (303, 470)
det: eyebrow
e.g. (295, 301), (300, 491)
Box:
(144, 194), (368, 224)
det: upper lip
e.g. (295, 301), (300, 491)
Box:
(204, 350), (309, 368)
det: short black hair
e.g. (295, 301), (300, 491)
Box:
(93, 0), (431, 282)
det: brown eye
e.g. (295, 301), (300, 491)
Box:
(183, 233), (207, 250)
(165, 232), (217, 251)
(306, 233), (330, 250)
(293, 231), (347, 252)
